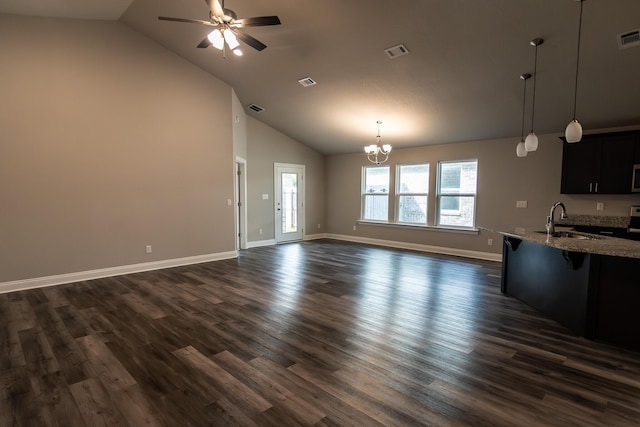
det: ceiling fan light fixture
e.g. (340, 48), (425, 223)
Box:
(207, 29), (224, 50)
(233, 48), (243, 56)
(224, 28), (240, 50)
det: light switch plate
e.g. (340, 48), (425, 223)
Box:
(516, 201), (528, 208)
(596, 202), (604, 211)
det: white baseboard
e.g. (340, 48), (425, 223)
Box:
(0, 251), (237, 295)
(304, 233), (327, 241)
(247, 239), (276, 248)
(324, 233), (502, 262)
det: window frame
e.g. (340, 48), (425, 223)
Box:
(395, 162), (430, 225)
(436, 159), (478, 228)
(361, 165), (391, 222)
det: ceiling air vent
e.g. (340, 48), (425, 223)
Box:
(384, 44), (410, 59)
(247, 104), (264, 113)
(618, 29), (640, 49)
(298, 77), (317, 87)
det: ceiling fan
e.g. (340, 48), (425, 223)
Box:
(158, 0), (281, 56)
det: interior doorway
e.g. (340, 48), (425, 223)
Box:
(274, 163), (305, 243)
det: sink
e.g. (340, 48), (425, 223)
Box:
(535, 231), (600, 240)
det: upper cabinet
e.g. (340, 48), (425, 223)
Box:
(560, 131), (639, 194)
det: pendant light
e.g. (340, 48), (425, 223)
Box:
(525, 38), (543, 152)
(516, 73), (532, 158)
(364, 121), (392, 165)
(565, 0), (585, 143)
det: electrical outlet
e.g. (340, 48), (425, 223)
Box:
(259, 228), (263, 235)
(596, 202), (604, 211)
(353, 225), (357, 231)
(516, 201), (528, 208)
(317, 223), (321, 229)
(145, 245), (152, 254)
(488, 238), (493, 246)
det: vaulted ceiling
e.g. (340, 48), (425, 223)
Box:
(3, 0), (640, 154)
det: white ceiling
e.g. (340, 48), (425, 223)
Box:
(0, 0), (133, 20)
(2, 0), (640, 155)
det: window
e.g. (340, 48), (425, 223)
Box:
(362, 166), (390, 221)
(436, 160), (478, 228)
(396, 163), (429, 224)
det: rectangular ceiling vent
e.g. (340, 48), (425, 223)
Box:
(298, 77), (317, 87)
(247, 104), (264, 113)
(384, 44), (410, 59)
(618, 29), (640, 49)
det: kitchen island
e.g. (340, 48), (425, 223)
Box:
(482, 225), (640, 350)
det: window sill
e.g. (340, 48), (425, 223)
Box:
(357, 220), (479, 235)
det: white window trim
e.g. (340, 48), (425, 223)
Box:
(436, 160), (478, 228)
(361, 165), (391, 222)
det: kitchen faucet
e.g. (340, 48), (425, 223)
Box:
(546, 202), (567, 235)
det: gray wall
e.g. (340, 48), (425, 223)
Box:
(246, 117), (325, 243)
(326, 129), (640, 256)
(0, 15), (236, 282)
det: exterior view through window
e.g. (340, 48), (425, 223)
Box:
(362, 166), (389, 221)
(437, 160), (478, 227)
(396, 163), (429, 224)
(281, 172), (298, 233)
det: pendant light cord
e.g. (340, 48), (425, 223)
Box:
(521, 78), (528, 140)
(530, 44), (538, 133)
(572, 0), (584, 120)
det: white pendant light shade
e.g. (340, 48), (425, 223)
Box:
(516, 141), (528, 157)
(207, 29), (224, 50)
(525, 132), (538, 152)
(565, 119), (582, 143)
(224, 28), (240, 50)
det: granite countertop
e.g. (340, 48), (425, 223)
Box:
(480, 225), (640, 259)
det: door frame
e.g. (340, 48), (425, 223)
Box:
(235, 157), (248, 251)
(274, 163), (305, 243)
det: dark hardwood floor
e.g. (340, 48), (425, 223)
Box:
(2, 239), (639, 426)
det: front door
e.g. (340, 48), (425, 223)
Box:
(275, 163), (304, 243)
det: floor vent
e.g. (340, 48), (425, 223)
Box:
(384, 44), (410, 59)
(298, 77), (317, 87)
(618, 29), (640, 49)
(247, 104), (264, 113)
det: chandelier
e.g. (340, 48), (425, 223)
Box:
(364, 121), (392, 165)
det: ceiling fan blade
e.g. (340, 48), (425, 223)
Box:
(197, 38), (211, 49)
(158, 16), (216, 27)
(205, 0), (225, 20)
(232, 16), (281, 28)
(234, 31), (267, 51)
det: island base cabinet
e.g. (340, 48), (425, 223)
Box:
(501, 236), (640, 350)
(501, 237), (595, 337)
(595, 256), (640, 350)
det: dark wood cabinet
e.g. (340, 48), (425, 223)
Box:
(560, 131), (638, 194)
(501, 236), (640, 349)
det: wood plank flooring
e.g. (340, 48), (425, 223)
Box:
(2, 239), (639, 426)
